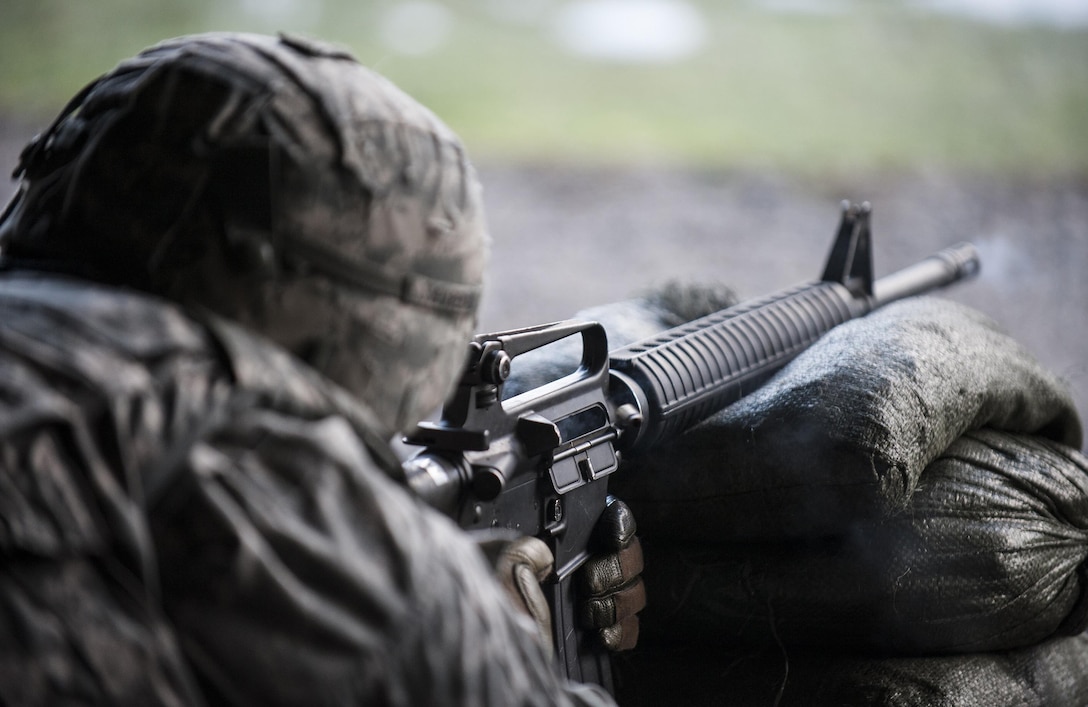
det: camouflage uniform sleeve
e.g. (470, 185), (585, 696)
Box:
(149, 403), (617, 707)
(0, 349), (208, 706)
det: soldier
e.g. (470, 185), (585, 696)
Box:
(0, 33), (640, 705)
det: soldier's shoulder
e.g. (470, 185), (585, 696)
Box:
(0, 273), (212, 365)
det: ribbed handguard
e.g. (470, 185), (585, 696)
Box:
(609, 280), (870, 452)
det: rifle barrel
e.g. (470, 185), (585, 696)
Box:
(873, 242), (980, 308)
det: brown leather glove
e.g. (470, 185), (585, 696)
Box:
(579, 496), (646, 652)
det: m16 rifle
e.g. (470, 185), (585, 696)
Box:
(402, 201), (981, 692)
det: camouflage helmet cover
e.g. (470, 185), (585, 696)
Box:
(0, 32), (490, 432)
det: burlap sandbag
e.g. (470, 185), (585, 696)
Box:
(613, 631), (1088, 707)
(636, 430), (1088, 655)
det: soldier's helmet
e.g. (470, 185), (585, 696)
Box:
(0, 33), (489, 433)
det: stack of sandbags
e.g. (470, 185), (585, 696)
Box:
(613, 428), (1088, 706)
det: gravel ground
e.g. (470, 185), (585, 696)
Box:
(3, 120), (1086, 449)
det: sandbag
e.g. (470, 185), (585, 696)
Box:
(637, 430), (1088, 655)
(614, 631), (1088, 707)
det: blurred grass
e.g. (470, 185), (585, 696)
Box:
(1, 0), (1086, 174)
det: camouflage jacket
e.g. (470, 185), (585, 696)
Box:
(0, 272), (614, 707)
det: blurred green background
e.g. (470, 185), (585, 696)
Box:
(1, 0), (1086, 175)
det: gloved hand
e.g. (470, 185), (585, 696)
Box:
(492, 534), (556, 657)
(483, 497), (646, 657)
(579, 496), (646, 652)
